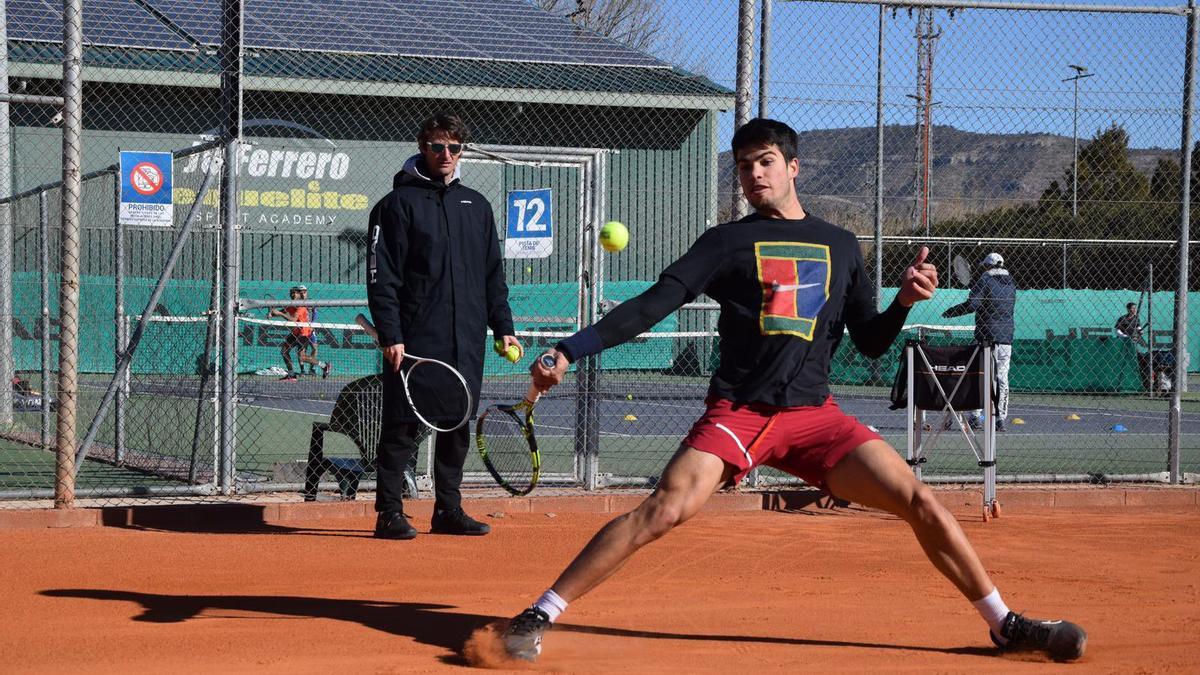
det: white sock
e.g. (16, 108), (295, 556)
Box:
(972, 587), (1011, 641)
(533, 589), (568, 623)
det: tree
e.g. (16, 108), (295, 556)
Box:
(1038, 179), (1068, 216)
(1067, 124), (1150, 211)
(1149, 157), (1181, 204)
(928, 124), (1188, 287)
(535, 0), (664, 53)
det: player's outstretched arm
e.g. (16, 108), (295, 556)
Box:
(530, 277), (693, 391)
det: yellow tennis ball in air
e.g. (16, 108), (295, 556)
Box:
(599, 221), (629, 253)
(504, 345), (521, 363)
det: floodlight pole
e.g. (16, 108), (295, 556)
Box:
(1064, 65), (1093, 218)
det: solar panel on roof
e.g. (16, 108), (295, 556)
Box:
(6, 0), (192, 50)
(8, 0), (667, 68)
(138, 0), (666, 67)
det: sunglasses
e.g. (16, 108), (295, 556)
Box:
(425, 141), (464, 155)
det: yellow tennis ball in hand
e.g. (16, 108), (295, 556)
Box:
(493, 339), (505, 355)
(599, 221), (629, 253)
(504, 345), (521, 363)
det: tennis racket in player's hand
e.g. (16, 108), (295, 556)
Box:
(355, 313), (473, 433)
(530, 349), (568, 391)
(475, 353), (556, 496)
(898, 246), (938, 306)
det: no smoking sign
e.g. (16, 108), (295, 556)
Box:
(119, 151), (174, 227)
(129, 161), (165, 196)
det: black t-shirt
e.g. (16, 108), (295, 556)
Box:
(661, 214), (882, 407)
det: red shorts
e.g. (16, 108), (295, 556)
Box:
(683, 395), (882, 488)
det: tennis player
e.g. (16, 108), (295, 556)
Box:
(502, 119), (1086, 662)
(269, 285), (331, 380)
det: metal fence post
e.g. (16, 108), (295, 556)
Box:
(0, 0), (14, 429)
(218, 0), (244, 494)
(55, 0), (84, 508)
(113, 171), (125, 463)
(733, 0), (756, 220)
(875, 3), (886, 305)
(758, 0), (771, 118)
(1169, 0), (1197, 484)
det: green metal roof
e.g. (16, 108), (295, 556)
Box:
(8, 42), (733, 109)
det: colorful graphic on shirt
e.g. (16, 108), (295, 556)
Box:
(754, 242), (830, 339)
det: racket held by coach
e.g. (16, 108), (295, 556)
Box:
(355, 313), (473, 433)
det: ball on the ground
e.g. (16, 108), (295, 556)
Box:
(599, 221), (629, 252)
(525, 266), (533, 273)
(504, 345), (521, 363)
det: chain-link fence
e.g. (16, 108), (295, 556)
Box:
(0, 0), (1195, 507)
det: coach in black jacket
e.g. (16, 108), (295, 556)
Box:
(367, 114), (520, 540)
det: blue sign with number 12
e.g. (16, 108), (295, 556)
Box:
(505, 188), (553, 259)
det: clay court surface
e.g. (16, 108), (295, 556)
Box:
(2, 498), (1198, 673)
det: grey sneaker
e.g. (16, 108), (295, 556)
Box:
(990, 611), (1087, 662)
(996, 419), (1008, 432)
(503, 607), (550, 661)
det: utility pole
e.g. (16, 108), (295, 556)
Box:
(1063, 64), (1093, 218)
(911, 8), (940, 236)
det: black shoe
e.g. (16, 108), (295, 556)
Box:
(430, 507), (490, 536)
(503, 607), (550, 662)
(990, 611), (1087, 661)
(373, 510), (417, 540)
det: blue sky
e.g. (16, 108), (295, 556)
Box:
(648, 0), (1193, 151)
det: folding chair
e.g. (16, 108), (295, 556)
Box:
(891, 340), (1000, 520)
(302, 374), (384, 501)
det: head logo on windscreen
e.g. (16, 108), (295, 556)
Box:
(755, 241), (830, 340)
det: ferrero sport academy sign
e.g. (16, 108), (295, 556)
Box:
(177, 140), (372, 230)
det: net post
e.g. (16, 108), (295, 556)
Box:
(905, 341), (922, 480)
(1147, 262), (1155, 397)
(981, 341), (997, 518)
